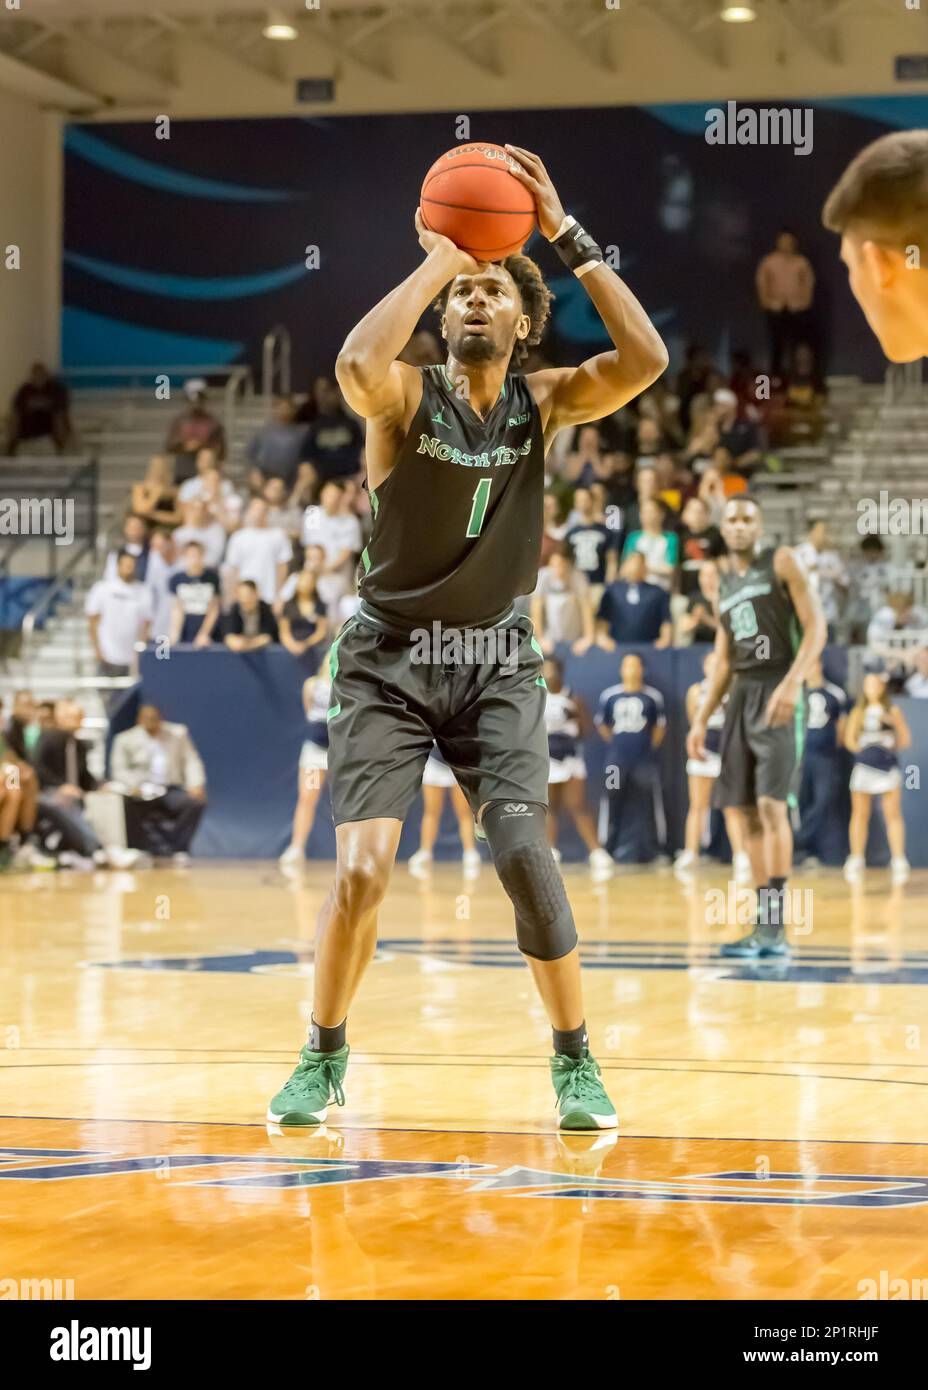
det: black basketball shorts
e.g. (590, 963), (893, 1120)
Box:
(712, 673), (804, 809)
(325, 613), (550, 826)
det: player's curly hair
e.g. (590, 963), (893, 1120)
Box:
(433, 254), (554, 367)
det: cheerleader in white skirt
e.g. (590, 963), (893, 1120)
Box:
(279, 672), (331, 869)
(676, 652), (751, 883)
(843, 672), (911, 883)
(408, 748), (481, 878)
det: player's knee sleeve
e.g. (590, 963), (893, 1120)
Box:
(480, 800), (578, 961)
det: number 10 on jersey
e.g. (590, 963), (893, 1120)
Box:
(466, 478), (492, 538)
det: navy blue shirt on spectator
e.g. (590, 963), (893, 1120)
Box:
(596, 683), (666, 769)
(805, 682), (849, 755)
(565, 521), (615, 586)
(168, 566), (221, 644)
(597, 578), (670, 643)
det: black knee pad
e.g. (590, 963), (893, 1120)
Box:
(481, 801), (578, 961)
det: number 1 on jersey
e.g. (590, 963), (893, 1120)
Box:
(465, 478), (492, 538)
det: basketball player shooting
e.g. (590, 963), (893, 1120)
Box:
(268, 144), (668, 1131)
(687, 496), (826, 959)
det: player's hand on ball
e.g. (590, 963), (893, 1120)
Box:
(686, 722), (707, 761)
(504, 145), (566, 240)
(414, 209), (480, 276)
(764, 679), (798, 728)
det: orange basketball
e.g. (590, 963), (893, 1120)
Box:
(419, 143), (536, 261)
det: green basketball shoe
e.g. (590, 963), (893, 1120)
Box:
(266, 1044), (349, 1126)
(550, 1051), (618, 1132)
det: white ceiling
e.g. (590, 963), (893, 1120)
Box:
(0, 0), (923, 119)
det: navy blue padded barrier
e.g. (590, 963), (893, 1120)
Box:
(134, 644), (928, 865)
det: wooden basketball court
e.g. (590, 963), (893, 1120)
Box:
(2, 863), (927, 1300)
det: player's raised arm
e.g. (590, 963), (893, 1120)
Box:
(763, 547), (827, 728)
(504, 145), (669, 441)
(335, 215), (479, 421)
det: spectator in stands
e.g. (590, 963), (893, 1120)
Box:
(600, 451), (636, 513)
(168, 541), (222, 647)
(679, 560), (720, 645)
(795, 519), (849, 639)
(35, 700), (136, 869)
(540, 491), (569, 566)
(596, 551), (672, 647)
(638, 378), (684, 448)
(620, 462), (657, 536)
(165, 380), (226, 482)
(146, 529), (181, 641)
(866, 591), (928, 661)
(768, 343), (827, 447)
(755, 228), (816, 374)
(729, 347), (763, 414)
(301, 480), (362, 606)
(110, 705), (207, 864)
(224, 499), (292, 604)
(682, 395), (719, 474)
(649, 451), (687, 516)
(6, 363), (71, 456)
(0, 699), (51, 871)
(846, 534), (891, 642)
(105, 514), (151, 582)
(564, 487), (618, 606)
(635, 415), (665, 463)
(279, 569), (328, 657)
(172, 498), (227, 568)
(86, 550), (153, 678)
(5, 689), (41, 763)
(397, 330), (442, 366)
(331, 580), (362, 630)
(300, 377), (363, 488)
(904, 646), (928, 697)
(678, 496), (724, 598)
(563, 425), (611, 488)
(531, 548), (595, 654)
(697, 465), (728, 524)
(224, 580), (279, 651)
(131, 456), (181, 528)
(621, 499), (679, 590)
(262, 476), (304, 541)
(596, 652), (667, 863)
(712, 388), (763, 476)
(246, 395), (308, 492)
(676, 343), (715, 433)
(589, 480), (623, 544)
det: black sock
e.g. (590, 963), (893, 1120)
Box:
(309, 1016), (346, 1053)
(553, 1021), (588, 1059)
(761, 877), (787, 932)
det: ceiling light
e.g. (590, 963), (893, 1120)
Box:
(263, 10), (298, 41)
(720, 4), (757, 20)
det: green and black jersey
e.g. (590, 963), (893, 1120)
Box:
(359, 365), (545, 629)
(718, 546), (798, 677)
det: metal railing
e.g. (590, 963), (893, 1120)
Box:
(262, 326), (292, 406)
(64, 362), (254, 458)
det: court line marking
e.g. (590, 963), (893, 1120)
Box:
(4, 1045), (928, 1069)
(1, 1059), (926, 1088)
(1, 1113), (927, 1147)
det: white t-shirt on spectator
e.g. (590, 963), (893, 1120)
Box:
(179, 475), (236, 504)
(905, 670), (928, 698)
(85, 578), (153, 666)
(794, 542), (849, 625)
(173, 522), (227, 568)
(225, 526), (292, 602)
(534, 568), (590, 643)
(146, 552), (182, 640)
(301, 508), (362, 580)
